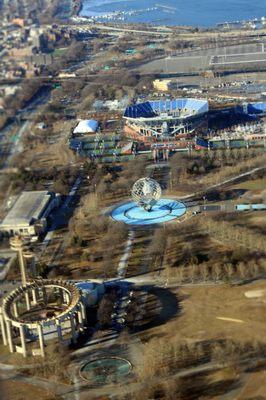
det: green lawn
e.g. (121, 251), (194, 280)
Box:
(53, 47), (68, 57)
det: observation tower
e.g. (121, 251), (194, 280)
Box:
(0, 279), (87, 357)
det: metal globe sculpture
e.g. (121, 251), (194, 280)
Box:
(131, 177), (162, 211)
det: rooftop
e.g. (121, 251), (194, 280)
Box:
(73, 119), (99, 134)
(0, 191), (52, 227)
(124, 98), (209, 119)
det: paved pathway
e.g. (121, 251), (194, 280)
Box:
(117, 231), (135, 279)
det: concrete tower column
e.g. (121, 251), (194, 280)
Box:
(13, 302), (19, 318)
(0, 313), (7, 345)
(63, 291), (70, 304)
(37, 324), (45, 358)
(78, 309), (84, 330)
(70, 315), (77, 343)
(6, 320), (14, 353)
(25, 292), (30, 311)
(18, 249), (27, 286)
(10, 236), (33, 286)
(62, 290), (67, 303)
(32, 289), (37, 305)
(80, 302), (87, 323)
(19, 324), (27, 357)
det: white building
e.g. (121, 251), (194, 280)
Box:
(73, 119), (99, 135)
(153, 79), (179, 92)
(0, 191), (60, 238)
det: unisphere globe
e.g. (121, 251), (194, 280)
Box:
(131, 178), (161, 211)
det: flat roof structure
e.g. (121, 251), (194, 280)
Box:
(1, 191), (52, 228)
(0, 191), (59, 237)
(124, 99), (208, 120)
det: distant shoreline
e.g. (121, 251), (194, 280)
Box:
(72, 0), (265, 30)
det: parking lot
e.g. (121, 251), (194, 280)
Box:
(210, 52), (266, 66)
(137, 42), (266, 74)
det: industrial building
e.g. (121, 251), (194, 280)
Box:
(0, 191), (60, 238)
(124, 98), (209, 142)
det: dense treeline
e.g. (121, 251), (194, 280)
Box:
(119, 338), (266, 400)
(169, 149), (266, 191)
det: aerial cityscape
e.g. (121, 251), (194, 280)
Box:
(0, 0), (265, 399)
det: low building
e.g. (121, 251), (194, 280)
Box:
(0, 191), (60, 238)
(73, 119), (99, 135)
(153, 79), (179, 92)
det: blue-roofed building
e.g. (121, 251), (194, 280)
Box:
(124, 98), (208, 141)
(236, 102), (266, 116)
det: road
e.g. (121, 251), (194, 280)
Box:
(0, 89), (51, 171)
(0, 89), (51, 218)
(2, 120), (30, 166)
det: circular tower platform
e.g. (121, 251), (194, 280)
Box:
(111, 199), (186, 226)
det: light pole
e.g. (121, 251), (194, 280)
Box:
(203, 196), (206, 213)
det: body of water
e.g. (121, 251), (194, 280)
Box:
(79, 0), (265, 27)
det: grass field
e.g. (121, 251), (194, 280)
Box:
(0, 380), (57, 400)
(53, 47), (68, 58)
(229, 178), (266, 192)
(235, 369), (266, 400)
(143, 281), (266, 344)
(121, 280), (266, 400)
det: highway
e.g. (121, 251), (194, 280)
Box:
(0, 89), (51, 171)
(63, 23), (173, 36)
